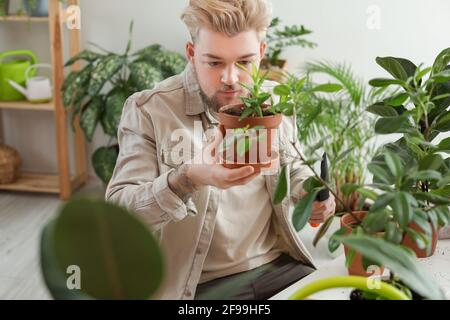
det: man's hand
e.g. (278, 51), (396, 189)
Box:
(168, 127), (260, 201)
(299, 189), (336, 224)
(185, 126), (260, 189)
(309, 195), (336, 224)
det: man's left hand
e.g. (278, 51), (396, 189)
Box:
(309, 195), (336, 224)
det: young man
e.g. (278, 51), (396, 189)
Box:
(105, 0), (335, 300)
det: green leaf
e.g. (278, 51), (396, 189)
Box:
(385, 93), (409, 107)
(368, 163), (394, 185)
(369, 78), (404, 87)
(413, 192), (450, 206)
(362, 211), (389, 234)
(311, 83), (342, 93)
(374, 117), (413, 134)
(340, 183), (360, 196)
(337, 235), (446, 300)
(41, 198), (165, 300)
(431, 69), (450, 83)
(92, 146), (119, 184)
(312, 215), (335, 247)
(434, 112), (450, 132)
(273, 84), (290, 96)
(385, 151), (404, 178)
(273, 166), (288, 204)
(88, 55), (125, 97)
(101, 88), (131, 137)
(356, 188), (378, 201)
(328, 227), (348, 253)
(410, 170), (442, 182)
(292, 191), (318, 231)
(376, 56), (417, 81)
(384, 221), (403, 244)
(367, 104), (398, 117)
(80, 97), (104, 142)
(432, 47), (450, 75)
(129, 61), (163, 91)
(64, 50), (103, 67)
(370, 193), (395, 212)
(419, 154), (444, 171)
(390, 192), (413, 228)
(436, 137), (450, 153)
(302, 176), (322, 193)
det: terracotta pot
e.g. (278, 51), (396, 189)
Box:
(218, 103), (282, 172)
(340, 211), (385, 277)
(401, 221), (441, 258)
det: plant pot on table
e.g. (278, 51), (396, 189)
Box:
(401, 221), (441, 258)
(340, 211), (385, 277)
(217, 103), (282, 173)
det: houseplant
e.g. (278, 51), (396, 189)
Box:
(218, 63), (341, 172)
(300, 61), (385, 214)
(365, 47), (450, 258)
(261, 17), (316, 82)
(61, 22), (186, 184)
(40, 197), (165, 299)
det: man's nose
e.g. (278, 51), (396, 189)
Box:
(221, 65), (239, 86)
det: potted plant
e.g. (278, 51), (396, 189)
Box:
(261, 17), (317, 82)
(61, 22), (186, 184)
(365, 47), (450, 258)
(217, 63), (341, 172)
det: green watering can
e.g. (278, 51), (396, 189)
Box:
(0, 50), (38, 101)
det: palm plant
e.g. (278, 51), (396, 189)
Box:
(297, 61), (387, 213)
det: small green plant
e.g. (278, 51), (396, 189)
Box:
(264, 17), (317, 67)
(61, 21), (186, 184)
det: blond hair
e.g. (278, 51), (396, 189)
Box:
(181, 0), (272, 42)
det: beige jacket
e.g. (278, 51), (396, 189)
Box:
(105, 63), (317, 300)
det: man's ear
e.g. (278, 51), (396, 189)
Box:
(185, 41), (195, 64)
(259, 41), (267, 61)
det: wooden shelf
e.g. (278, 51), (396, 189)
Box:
(0, 172), (59, 194)
(0, 101), (54, 111)
(0, 171), (86, 194)
(0, 15), (49, 22)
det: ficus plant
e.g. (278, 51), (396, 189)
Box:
(61, 21), (186, 184)
(360, 47), (450, 254)
(271, 65), (448, 299)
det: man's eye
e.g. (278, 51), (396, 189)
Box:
(207, 62), (221, 67)
(238, 61), (251, 66)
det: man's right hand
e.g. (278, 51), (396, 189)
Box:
(167, 127), (260, 201)
(185, 126), (260, 189)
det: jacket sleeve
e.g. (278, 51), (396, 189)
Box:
(105, 95), (189, 231)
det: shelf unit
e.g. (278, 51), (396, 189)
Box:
(0, 0), (87, 199)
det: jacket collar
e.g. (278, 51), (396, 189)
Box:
(182, 62), (207, 116)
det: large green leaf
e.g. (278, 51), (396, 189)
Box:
(40, 220), (92, 300)
(292, 191), (318, 231)
(62, 64), (93, 108)
(368, 163), (395, 185)
(385, 151), (404, 178)
(419, 154), (444, 171)
(273, 166), (288, 204)
(374, 117), (413, 134)
(337, 235), (446, 300)
(129, 61), (164, 91)
(390, 192), (413, 228)
(370, 192), (395, 212)
(310, 83), (342, 93)
(413, 192), (450, 206)
(376, 56), (417, 81)
(41, 198), (165, 300)
(101, 88), (131, 137)
(65, 50), (103, 67)
(366, 104), (398, 117)
(368, 78), (404, 87)
(88, 55), (125, 96)
(92, 146), (119, 184)
(432, 47), (450, 75)
(80, 96), (104, 142)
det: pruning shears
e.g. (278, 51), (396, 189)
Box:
(310, 152), (330, 228)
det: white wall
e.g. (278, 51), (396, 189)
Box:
(1, 0), (449, 181)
